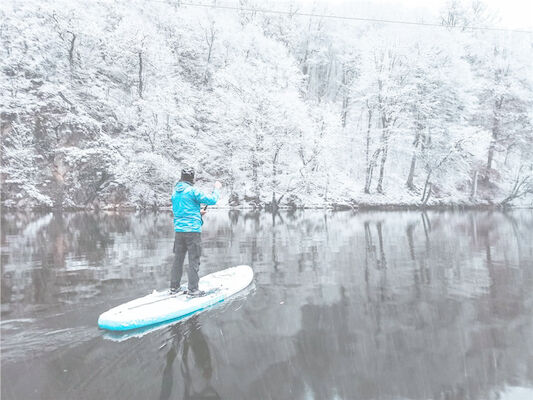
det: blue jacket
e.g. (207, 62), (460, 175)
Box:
(171, 181), (220, 232)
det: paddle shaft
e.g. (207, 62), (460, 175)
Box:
(201, 205), (208, 225)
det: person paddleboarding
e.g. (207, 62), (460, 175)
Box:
(98, 171), (252, 331)
(170, 167), (222, 296)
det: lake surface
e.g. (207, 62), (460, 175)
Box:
(1, 209), (533, 400)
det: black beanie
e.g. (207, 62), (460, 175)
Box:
(180, 167), (195, 184)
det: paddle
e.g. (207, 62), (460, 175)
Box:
(201, 205), (208, 225)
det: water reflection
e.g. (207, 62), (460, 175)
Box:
(1, 209), (533, 400)
(160, 316), (220, 400)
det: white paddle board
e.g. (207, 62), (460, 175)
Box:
(98, 265), (253, 331)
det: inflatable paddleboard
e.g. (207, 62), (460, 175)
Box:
(98, 265), (253, 331)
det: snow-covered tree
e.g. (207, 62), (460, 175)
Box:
(1, 0), (531, 209)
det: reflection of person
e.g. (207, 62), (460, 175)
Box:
(159, 317), (221, 400)
(170, 167), (222, 296)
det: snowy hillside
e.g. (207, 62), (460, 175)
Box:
(1, 0), (532, 209)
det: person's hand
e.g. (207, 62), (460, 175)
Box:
(214, 181), (222, 190)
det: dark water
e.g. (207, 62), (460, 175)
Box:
(1, 210), (533, 400)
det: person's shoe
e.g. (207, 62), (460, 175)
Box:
(170, 287), (184, 295)
(186, 289), (205, 297)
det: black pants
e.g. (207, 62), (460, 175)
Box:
(171, 232), (201, 291)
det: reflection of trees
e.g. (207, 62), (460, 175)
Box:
(421, 211), (431, 252)
(159, 316), (220, 400)
(272, 212), (279, 271)
(364, 219), (389, 271)
(249, 277), (532, 400)
(1, 268), (13, 304)
(238, 210), (533, 400)
(501, 211), (524, 264)
(228, 210), (240, 226)
(1, 211), (172, 309)
(406, 221), (416, 261)
(242, 211), (261, 265)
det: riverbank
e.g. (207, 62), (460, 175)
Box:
(2, 201), (530, 213)
(3, 183), (531, 212)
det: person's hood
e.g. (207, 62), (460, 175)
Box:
(175, 181), (192, 192)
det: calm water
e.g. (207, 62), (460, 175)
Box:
(1, 210), (533, 400)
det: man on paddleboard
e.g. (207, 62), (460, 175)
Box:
(170, 167), (222, 296)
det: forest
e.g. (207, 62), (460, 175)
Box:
(1, 0), (532, 209)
